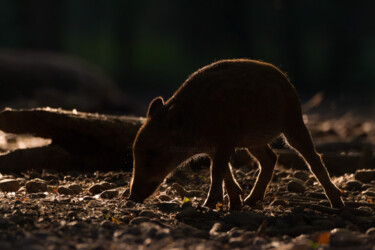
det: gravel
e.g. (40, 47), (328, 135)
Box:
(0, 165), (374, 249)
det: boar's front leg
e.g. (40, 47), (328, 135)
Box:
(244, 145), (277, 205)
(203, 147), (232, 209)
(224, 164), (243, 210)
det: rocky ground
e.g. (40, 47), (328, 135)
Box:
(0, 161), (374, 249)
(0, 111), (375, 250)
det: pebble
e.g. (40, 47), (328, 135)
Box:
(57, 186), (74, 195)
(139, 210), (159, 219)
(287, 180), (306, 194)
(88, 184), (104, 194)
(100, 220), (113, 228)
(222, 211), (265, 227)
(0, 179), (20, 192)
(68, 184), (82, 194)
(176, 206), (199, 220)
(158, 194), (172, 201)
(329, 228), (363, 247)
(25, 179), (47, 193)
(345, 180), (363, 190)
(355, 169), (375, 183)
(293, 171), (310, 181)
(130, 217), (150, 225)
(362, 190), (375, 197)
(99, 189), (119, 199)
(121, 188), (130, 197)
(365, 227), (375, 236)
(124, 200), (136, 208)
(100, 182), (116, 190)
(270, 199), (289, 207)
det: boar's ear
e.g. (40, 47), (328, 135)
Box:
(147, 97), (164, 117)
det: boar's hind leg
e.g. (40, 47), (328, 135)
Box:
(203, 147), (233, 209)
(224, 164), (243, 210)
(244, 145), (277, 205)
(283, 118), (344, 208)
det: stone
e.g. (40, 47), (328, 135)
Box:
(270, 199), (289, 207)
(121, 188), (130, 197)
(330, 228), (363, 247)
(88, 184), (104, 194)
(99, 182), (116, 190)
(129, 217), (150, 225)
(365, 227), (375, 236)
(362, 190), (375, 197)
(99, 189), (119, 199)
(158, 194), (172, 201)
(0, 179), (20, 192)
(294, 171), (310, 181)
(345, 180), (363, 191)
(25, 179), (47, 193)
(355, 169), (375, 183)
(222, 211), (265, 227)
(139, 210), (159, 219)
(57, 186), (74, 195)
(68, 184), (82, 194)
(287, 180), (306, 194)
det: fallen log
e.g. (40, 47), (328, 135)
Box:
(0, 108), (144, 172)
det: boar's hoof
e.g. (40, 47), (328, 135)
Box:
(128, 194), (145, 204)
(229, 197), (243, 210)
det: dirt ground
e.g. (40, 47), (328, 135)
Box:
(0, 110), (375, 250)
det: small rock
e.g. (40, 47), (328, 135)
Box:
(124, 200), (136, 208)
(294, 171), (310, 181)
(223, 211), (265, 227)
(100, 182), (116, 190)
(330, 228), (363, 247)
(156, 202), (181, 213)
(0, 218), (12, 229)
(270, 199), (289, 207)
(209, 222), (224, 237)
(129, 217), (150, 225)
(345, 180), (363, 191)
(287, 180), (306, 194)
(0, 179), (20, 192)
(88, 184), (104, 194)
(365, 227), (375, 236)
(68, 184), (82, 194)
(100, 220), (113, 228)
(158, 194), (172, 201)
(114, 178), (127, 187)
(82, 196), (95, 201)
(362, 190), (375, 197)
(121, 188), (130, 197)
(99, 189), (119, 199)
(355, 169), (375, 183)
(57, 186), (74, 195)
(176, 206), (199, 219)
(25, 179), (47, 193)
(311, 219), (335, 229)
(139, 210), (159, 219)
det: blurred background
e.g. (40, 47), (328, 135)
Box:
(0, 0), (374, 116)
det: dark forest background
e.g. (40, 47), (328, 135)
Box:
(0, 0), (374, 115)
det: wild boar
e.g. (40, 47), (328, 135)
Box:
(129, 59), (344, 209)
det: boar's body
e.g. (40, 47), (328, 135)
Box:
(130, 59), (344, 210)
(165, 60), (295, 148)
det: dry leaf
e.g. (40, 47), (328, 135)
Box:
(182, 196), (190, 204)
(315, 231), (330, 245)
(216, 202), (223, 210)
